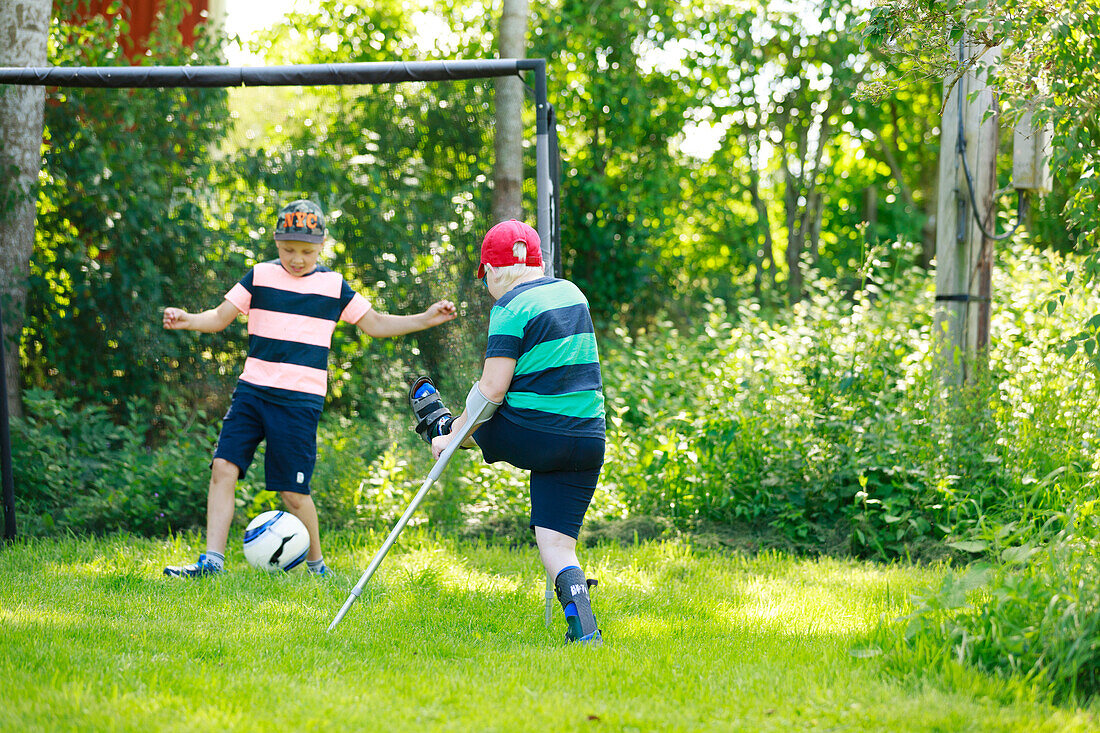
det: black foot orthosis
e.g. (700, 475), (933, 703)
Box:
(409, 376), (453, 444)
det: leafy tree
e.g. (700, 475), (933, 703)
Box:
(25, 0), (233, 413)
(530, 0), (696, 319)
(863, 0), (1100, 365)
(700, 0), (938, 303)
(251, 0), (946, 324)
(533, 0), (941, 314)
(239, 0), (503, 412)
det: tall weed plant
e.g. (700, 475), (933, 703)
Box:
(901, 512), (1100, 702)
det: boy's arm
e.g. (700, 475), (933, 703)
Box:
(163, 301), (241, 333)
(356, 299), (456, 338)
(430, 357), (515, 459)
(477, 357), (515, 404)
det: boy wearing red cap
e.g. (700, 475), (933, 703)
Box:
(163, 200), (456, 578)
(410, 219), (606, 645)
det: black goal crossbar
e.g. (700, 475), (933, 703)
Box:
(0, 58), (561, 541)
(0, 58), (554, 254)
(0, 59), (543, 88)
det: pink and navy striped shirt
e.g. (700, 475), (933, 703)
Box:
(224, 260), (371, 408)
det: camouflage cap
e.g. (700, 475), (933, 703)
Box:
(274, 200), (325, 244)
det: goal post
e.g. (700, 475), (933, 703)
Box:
(0, 304), (13, 540)
(0, 58), (563, 540)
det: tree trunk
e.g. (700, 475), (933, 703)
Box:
(783, 158), (803, 304)
(874, 125), (915, 209)
(0, 0), (50, 419)
(920, 178), (938, 269)
(747, 124), (775, 295)
(802, 100), (834, 265)
(748, 170), (774, 297)
(491, 0), (528, 223)
(808, 191), (823, 266)
(865, 185), (879, 243)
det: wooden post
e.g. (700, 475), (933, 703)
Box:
(933, 39), (1001, 384)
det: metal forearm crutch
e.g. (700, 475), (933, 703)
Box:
(544, 574), (554, 627)
(327, 382), (500, 633)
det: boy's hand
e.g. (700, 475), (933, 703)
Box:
(162, 307), (191, 330)
(163, 301), (238, 333)
(424, 300), (457, 327)
(431, 433), (453, 461)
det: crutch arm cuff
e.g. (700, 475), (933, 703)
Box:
(465, 381), (501, 428)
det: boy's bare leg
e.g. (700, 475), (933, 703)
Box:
(165, 458), (237, 576)
(536, 526), (600, 641)
(535, 526), (580, 579)
(205, 458), (239, 555)
(280, 491), (323, 562)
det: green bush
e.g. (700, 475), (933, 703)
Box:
(27, 0), (235, 413)
(597, 244), (1100, 558)
(12, 242), (1098, 565)
(8, 387), (527, 540)
(11, 389), (216, 536)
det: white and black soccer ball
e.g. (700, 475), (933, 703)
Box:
(243, 510), (310, 572)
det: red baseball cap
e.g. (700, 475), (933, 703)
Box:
(478, 219), (542, 279)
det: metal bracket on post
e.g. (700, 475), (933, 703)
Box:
(955, 193), (967, 245)
(1012, 108), (1053, 195)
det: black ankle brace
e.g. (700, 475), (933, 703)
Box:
(554, 566), (598, 637)
(410, 377), (453, 444)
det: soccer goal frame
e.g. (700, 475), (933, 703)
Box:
(0, 58), (564, 540)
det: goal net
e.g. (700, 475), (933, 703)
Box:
(3, 60), (559, 420)
(0, 60), (561, 534)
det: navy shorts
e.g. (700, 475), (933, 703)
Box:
(474, 415), (605, 539)
(213, 389), (322, 494)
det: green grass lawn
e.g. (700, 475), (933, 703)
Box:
(1, 531), (1096, 732)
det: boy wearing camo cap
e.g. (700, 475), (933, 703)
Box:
(163, 200), (456, 577)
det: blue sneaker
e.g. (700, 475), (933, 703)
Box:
(163, 553), (222, 578)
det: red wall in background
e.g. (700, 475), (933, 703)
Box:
(64, 0), (211, 59)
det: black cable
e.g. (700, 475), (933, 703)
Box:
(935, 294), (991, 302)
(955, 37), (1028, 242)
(958, 137), (1029, 241)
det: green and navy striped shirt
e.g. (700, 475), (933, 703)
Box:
(486, 277), (605, 438)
